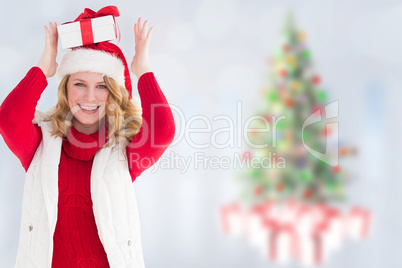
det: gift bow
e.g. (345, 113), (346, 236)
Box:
(63, 5), (121, 45)
(73, 6), (120, 21)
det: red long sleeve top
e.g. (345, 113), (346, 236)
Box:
(0, 67), (175, 268)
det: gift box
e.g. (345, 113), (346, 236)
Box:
(345, 207), (371, 240)
(267, 221), (296, 265)
(58, 15), (117, 49)
(220, 203), (245, 237)
(294, 208), (330, 267)
(245, 203), (273, 252)
(220, 201), (371, 267)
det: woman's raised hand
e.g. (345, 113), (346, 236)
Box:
(131, 17), (154, 79)
(36, 22), (58, 78)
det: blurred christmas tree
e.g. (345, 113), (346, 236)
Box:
(236, 12), (352, 206)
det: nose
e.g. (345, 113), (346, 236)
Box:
(84, 86), (97, 102)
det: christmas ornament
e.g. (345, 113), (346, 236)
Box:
(298, 31), (307, 41)
(312, 75), (321, 85)
(332, 166), (341, 173)
(301, 50), (310, 59)
(317, 90), (327, 102)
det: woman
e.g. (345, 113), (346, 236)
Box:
(0, 8), (175, 268)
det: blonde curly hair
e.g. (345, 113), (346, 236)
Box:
(48, 74), (142, 159)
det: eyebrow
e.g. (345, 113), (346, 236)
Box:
(72, 79), (106, 84)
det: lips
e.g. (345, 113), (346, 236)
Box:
(78, 103), (100, 111)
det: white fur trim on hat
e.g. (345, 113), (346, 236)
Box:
(56, 48), (125, 87)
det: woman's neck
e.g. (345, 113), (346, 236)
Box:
(72, 116), (106, 135)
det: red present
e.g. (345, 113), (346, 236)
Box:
(57, 6), (120, 49)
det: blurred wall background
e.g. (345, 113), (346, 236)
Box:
(0, 0), (401, 267)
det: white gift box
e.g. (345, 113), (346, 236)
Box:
(245, 210), (274, 258)
(57, 15), (117, 49)
(220, 203), (245, 237)
(274, 227), (294, 265)
(345, 208), (371, 240)
(245, 210), (266, 247)
(298, 232), (332, 267)
(220, 202), (371, 267)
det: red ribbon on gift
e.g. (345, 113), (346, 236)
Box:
(74, 6), (120, 21)
(220, 203), (242, 235)
(79, 20), (94, 45)
(265, 220), (298, 262)
(311, 221), (329, 265)
(350, 207), (371, 238)
(62, 5), (121, 46)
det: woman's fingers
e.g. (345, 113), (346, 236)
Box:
(141, 20), (148, 39)
(50, 22), (56, 37)
(45, 22), (58, 50)
(49, 22), (54, 39)
(52, 22), (58, 48)
(53, 22), (58, 37)
(135, 18), (152, 43)
(44, 25), (49, 41)
(136, 17), (142, 37)
(134, 23), (138, 43)
(145, 26), (154, 44)
(131, 17), (153, 78)
(134, 17), (153, 53)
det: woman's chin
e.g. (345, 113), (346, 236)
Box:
(73, 115), (104, 127)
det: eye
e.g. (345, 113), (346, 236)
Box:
(75, 83), (85, 87)
(97, 85), (107, 89)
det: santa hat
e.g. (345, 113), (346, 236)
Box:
(56, 41), (133, 99)
(55, 6), (133, 99)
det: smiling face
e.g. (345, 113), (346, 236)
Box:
(66, 72), (109, 134)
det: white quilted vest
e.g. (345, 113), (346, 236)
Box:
(14, 118), (145, 268)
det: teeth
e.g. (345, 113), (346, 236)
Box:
(79, 104), (99, 111)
